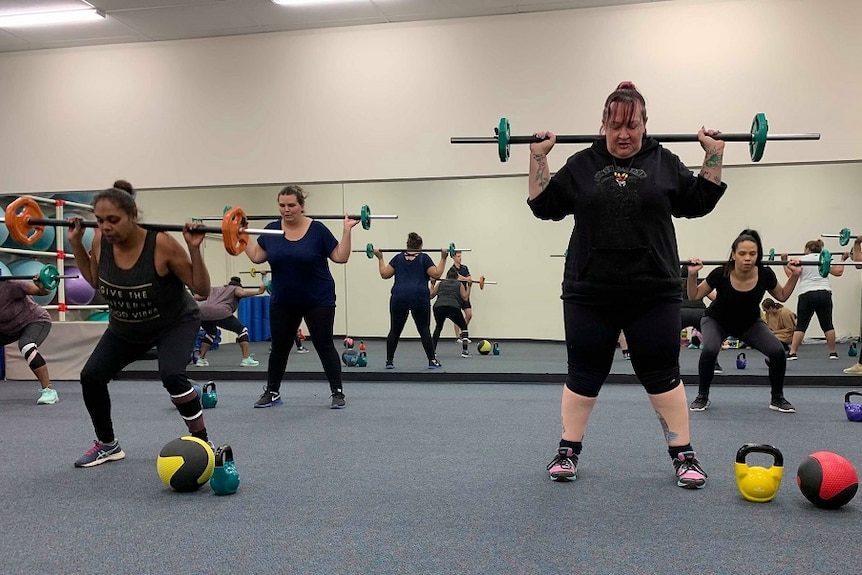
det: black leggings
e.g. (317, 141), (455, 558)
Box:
(201, 316), (246, 340)
(80, 314), (203, 443)
(387, 303), (436, 362)
(795, 290), (834, 333)
(698, 316), (786, 397)
(563, 299), (682, 398)
(268, 304), (341, 393)
(432, 306), (468, 351)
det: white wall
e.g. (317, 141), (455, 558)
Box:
(1, 0), (860, 342)
(0, 0), (859, 192)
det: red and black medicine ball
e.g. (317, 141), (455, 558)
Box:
(796, 451), (858, 509)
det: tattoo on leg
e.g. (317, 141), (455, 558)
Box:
(656, 413), (678, 442)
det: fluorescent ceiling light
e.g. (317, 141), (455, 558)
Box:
(271, 0), (367, 5)
(0, 9), (105, 28)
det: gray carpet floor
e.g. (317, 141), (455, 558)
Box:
(1, 378), (860, 575)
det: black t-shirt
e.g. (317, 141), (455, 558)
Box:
(703, 265), (777, 336)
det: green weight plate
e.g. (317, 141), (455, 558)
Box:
(360, 205), (371, 230)
(497, 118), (510, 163)
(750, 113), (768, 162)
(819, 249), (833, 278)
(839, 228), (852, 246)
(448, 242), (456, 258)
(365, 243), (374, 259)
(768, 248), (776, 261)
(39, 264), (60, 290)
(265, 280), (272, 295)
(222, 205), (232, 215)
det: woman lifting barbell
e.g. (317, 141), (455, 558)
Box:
(244, 184), (359, 410)
(66, 185), (218, 468)
(0, 272), (58, 405)
(686, 229), (801, 414)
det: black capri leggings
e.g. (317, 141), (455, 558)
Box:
(563, 299), (682, 398)
(201, 315), (246, 338)
(432, 305), (468, 350)
(795, 290), (834, 333)
(267, 303), (341, 393)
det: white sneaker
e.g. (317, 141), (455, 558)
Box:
(240, 357), (260, 367)
(195, 358), (209, 367)
(844, 363), (862, 375)
(36, 387), (59, 405)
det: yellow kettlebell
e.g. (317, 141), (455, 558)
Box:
(735, 444), (784, 503)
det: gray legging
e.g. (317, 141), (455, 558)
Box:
(698, 316), (787, 398)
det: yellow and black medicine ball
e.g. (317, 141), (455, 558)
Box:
(477, 340), (492, 355)
(157, 436), (215, 492)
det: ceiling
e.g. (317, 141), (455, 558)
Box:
(0, 0), (671, 53)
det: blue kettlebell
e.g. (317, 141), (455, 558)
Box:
(736, 352), (747, 370)
(192, 382), (202, 398)
(201, 381), (218, 409)
(210, 445), (240, 495)
(845, 391), (862, 422)
(492, 342), (500, 356)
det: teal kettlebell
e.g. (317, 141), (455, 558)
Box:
(492, 342), (500, 356)
(210, 444), (240, 495)
(850, 343), (858, 357)
(201, 381), (218, 409)
(357, 352), (368, 367)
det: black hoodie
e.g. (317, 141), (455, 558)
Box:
(528, 137), (726, 303)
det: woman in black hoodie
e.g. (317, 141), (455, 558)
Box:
(528, 81), (726, 489)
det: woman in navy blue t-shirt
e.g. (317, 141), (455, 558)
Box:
(245, 185), (359, 409)
(374, 232), (448, 369)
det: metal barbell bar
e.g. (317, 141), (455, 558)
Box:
(451, 113), (820, 162)
(684, 250), (835, 278)
(822, 228), (858, 247)
(0, 263), (78, 290)
(433, 275), (497, 290)
(4, 197), (282, 256)
(199, 204), (397, 231)
(353, 242), (470, 259)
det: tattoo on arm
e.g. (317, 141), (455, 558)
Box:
(701, 169), (721, 185)
(533, 153), (549, 190)
(704, 149), (723, 167)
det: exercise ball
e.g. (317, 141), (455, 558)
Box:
(9, 259), (55, 306)
(4, 224), (55, 252)
(156, 436), (215, 492)
(0, 220), (8, 246)
(87, 311), (110, 321)
(0, 260), (10, 278)
(63, 266), (96, 305)
(797, 451), (859, 509)
(477, 340), (492, 355)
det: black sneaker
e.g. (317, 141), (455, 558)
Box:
(673, 451), (707, 489)
(254, 387), (282, 408)
(786, 353), (798, 361)
(385, 361), (395, 370)
(622, 349), (631, 361)
(330, 392), (346, 409)
(769, 396), (796, 413)
(689, 395), (710, 411)
(428, 359), (442, 369)
(713, 362), (723, 374)
(829, 352), (839, 360)
(547, 447), (578, 481)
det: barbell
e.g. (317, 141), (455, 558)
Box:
(451, 113), (820, 163)
(0, 263), (78, 290)
(354, 242), (469, 259)
(684, 250), (834, 277)
(240, 267), (271, 278)
(433, 275), (497, 290)
(822, 228), (857, 247)
(199, 204), (397, 231)
(767, 248), (845, 262)
(3, 197), (281, 256)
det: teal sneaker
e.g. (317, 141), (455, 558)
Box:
(240, 356), (259, 367)
(36, 387), (59, 405)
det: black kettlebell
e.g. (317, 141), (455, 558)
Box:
(736, 352), (747, 370)
(201, 381), (218, 409)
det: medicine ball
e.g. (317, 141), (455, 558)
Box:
(477, 340), (492, 355)
(343, 337), (354, 349)
(157, 436), (215, 492)
(342, 350), (359, 367)
(796, 451), (859, 509)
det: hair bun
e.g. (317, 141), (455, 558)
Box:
(617, 81), (637, 91)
